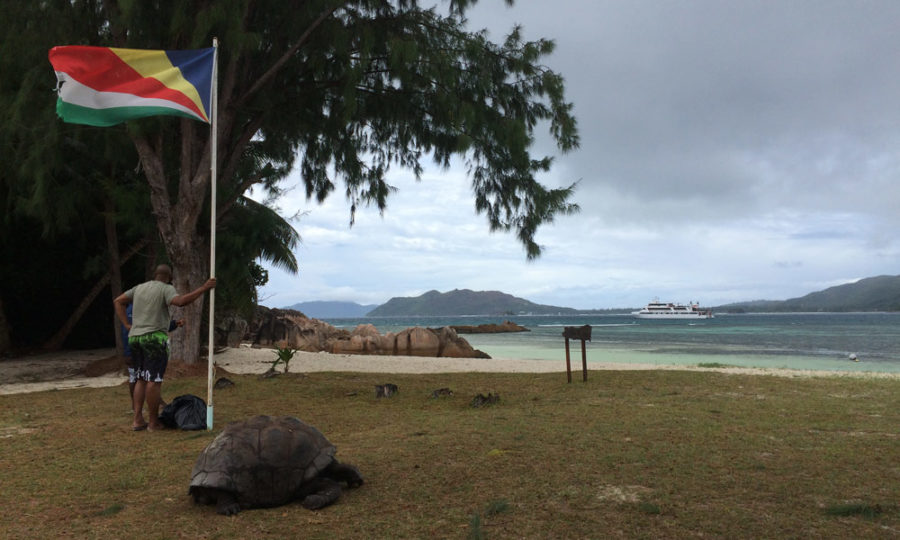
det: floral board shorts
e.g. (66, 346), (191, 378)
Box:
(128, 331), (169, 383)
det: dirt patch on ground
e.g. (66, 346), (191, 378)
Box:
(165, 359), (210, 379)
(83, 354), (127, 377)
(0, 348), (120, 384)
(0, 348), (236, 395)
(166, 358), (237, 379)
(0, 349), (123, 395)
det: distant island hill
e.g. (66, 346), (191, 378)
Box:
(281, 275), (900, 318)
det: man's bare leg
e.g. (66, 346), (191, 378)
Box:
(132, 380), (148, 430)
(146, 381), (164, 431)
(125, 356), (135, 412)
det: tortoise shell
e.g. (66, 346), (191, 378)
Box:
(189, 415), (336, 509)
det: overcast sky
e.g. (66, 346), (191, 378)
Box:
(253, 0), (900, 310)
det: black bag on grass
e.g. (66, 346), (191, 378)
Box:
(159, 394), (207, 430)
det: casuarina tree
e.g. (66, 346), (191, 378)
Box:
(51, 0), (581, 363)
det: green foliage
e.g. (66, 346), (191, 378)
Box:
(271, 343), (298, 373)
(484, 499), (510, 516)
(2, 0), (583, 350)
(468, 496), (511, 537)
(637, 501), (662, 515)
(107, 0), (580, 257)
(215, 197), (298, 317)
(696, 362), (736, 369)
(97, 503), (125, 516)
(467, 512), (484, 540)
(0, 1), (161, 348)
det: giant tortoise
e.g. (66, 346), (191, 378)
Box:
(189, 415), (363, 515)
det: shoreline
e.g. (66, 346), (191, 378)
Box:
(2, 346), (899, 396)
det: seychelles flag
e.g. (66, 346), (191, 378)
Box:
(48, 46), (214, 127)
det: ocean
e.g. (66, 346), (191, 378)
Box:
(319, 312), (900, 374)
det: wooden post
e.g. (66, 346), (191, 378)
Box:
(562, 325), (592, 383)
(581, 338), (588, 382)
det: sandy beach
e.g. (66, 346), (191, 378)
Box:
(2, 345), (898, 396)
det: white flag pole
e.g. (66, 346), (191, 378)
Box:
(206, 37), (219, 430)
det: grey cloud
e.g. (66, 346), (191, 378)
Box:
(469, 1), (900, 232)
(257, 1), (900, 309)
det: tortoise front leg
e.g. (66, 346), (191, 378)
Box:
(191, 486), (242, 515)
(299, 477), (343, 510)
(214, 490), (242, 515)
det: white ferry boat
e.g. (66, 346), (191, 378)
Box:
(632, 299), (713, 319)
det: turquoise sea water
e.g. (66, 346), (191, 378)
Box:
(320, 313), (900, 373)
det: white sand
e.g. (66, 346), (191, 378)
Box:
(215, 346), (567, 375)
(2, 345), (897, 396)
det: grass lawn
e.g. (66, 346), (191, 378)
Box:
(1, 369), (899, 538)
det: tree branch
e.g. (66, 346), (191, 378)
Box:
(234, 3), (343, 108)
(220, 114), (265, 201)
(217, 173), (263, 220)
(130, 132), (174, 242)
(42, 237), (152, 351)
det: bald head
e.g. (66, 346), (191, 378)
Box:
(154, 264), (173, 283)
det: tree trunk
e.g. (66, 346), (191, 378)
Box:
(123, 18), (331, 362)
(42, 238), (149, 351)
(131, 122), (213, 365)
(168, 245), (208, 363)
(43, 274), (112, 351)
(104, 197), (125, 357)
(0, 294), (11, 355)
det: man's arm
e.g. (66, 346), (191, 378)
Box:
(113, 294), (132, 330)
(170, 278), (217, 307)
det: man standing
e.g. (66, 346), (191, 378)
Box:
(120, 304), (182, 413)
(114, 264), (216, 431)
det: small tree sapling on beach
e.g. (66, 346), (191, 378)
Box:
(272, 343), (298, 374)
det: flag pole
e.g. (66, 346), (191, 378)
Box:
(206, 37), (219, 430)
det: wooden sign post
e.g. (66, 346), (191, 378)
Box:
(562, 325), (591, 383)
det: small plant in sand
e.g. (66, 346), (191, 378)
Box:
(271, 343), (298, 373)
(696, 362), (736, 369)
